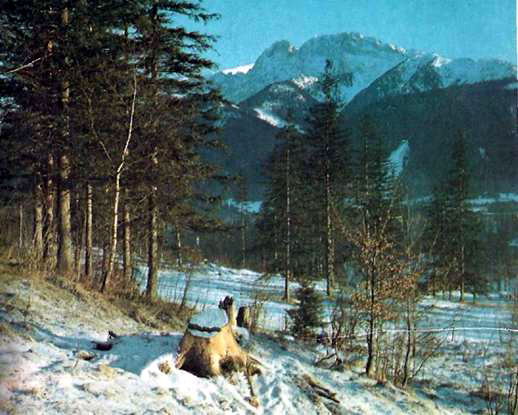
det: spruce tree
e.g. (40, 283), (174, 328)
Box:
(305, 60), (352, 296)
(287, 283), (324, 339)
(256, 119), (306, 301)
(443, 131), (485, 301)
(128, 0), (222, 300)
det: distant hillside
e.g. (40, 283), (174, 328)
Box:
(343, 78), (518, 196)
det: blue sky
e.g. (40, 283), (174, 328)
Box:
(188, 0), (516, 70)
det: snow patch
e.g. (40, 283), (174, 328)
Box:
(225, 198), (262, 213)
(221, 63), (254, 75)
(292, 75), (318, 89)
(469, 193), (518, 205)
(254, 108), (285, 128)
(388, 139), (409, 176)
(431, 55), (452, 68)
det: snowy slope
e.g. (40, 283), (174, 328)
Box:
(348, 54), (516, 112)
(2, 268), (516, 414)
(239, 80), (319, 129)
(388, 139), (410, 176)
(213, 32), (515, 105)
(213, 32), (410, 103)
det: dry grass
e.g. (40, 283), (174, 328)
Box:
(0, 252), (192, 333)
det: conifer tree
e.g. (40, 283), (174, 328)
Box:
(305, 60), (352, 296)
(256, 120), (306, 301)
(287, 283), (324, 339)
(443, 131), (485, 300)
(423, 185), (450, 295)
(128, 0), (222, 300)
(348, 116), (406, 377)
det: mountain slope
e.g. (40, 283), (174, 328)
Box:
(347, 54), (516, 114)
(212, 32), (410, 103)
(343, 78), (518, 195)
(212, 32), (515, 106)
(239, 80), (319, 128)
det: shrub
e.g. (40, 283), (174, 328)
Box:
(287, 283), (324, 339)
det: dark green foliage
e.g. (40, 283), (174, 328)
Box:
(344, 79), (518, 196)
(353, 115), (400, 235)
(424, 131), (487, 299)
(0, 0), (226, 285)
(287, 283), (324, 339)
(255, 121), (307, 275)
(303, 60), (353, 294)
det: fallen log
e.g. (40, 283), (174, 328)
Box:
(297, 374), (340, 404)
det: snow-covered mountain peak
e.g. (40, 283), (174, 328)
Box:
(347, 52), (516, 113)
(212, 31), (516, 108)
(261, 39), (297, 57)
(212, 31), (412, 103)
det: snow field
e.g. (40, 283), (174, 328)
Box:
(1, 265), (516, 414)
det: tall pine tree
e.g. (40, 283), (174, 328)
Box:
(305, 60), (352, 296)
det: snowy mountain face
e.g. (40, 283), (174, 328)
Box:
(212, 32), (409, 104)
(348, 54), (517, 113)
(209, 32), (516, 199)
(212, 32), (516, 107)
(239, 80), (319, 128)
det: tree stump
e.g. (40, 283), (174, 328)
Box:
(237, 306), (251, 330)
(219, 296), (237, 328)
(175, 305), (248, 377)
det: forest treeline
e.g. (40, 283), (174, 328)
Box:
(0, 0), (232, 299)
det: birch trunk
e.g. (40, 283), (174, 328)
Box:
(84, 184), (93, 280)
(123, 198), (132, 282)
(175, 223), (183, 267)
(100, 70), (136, 291)
(74, 192), (82, 278)
(101, 177), (121, 292)
(18, 203), (23, 251)
(57, 153), (74, 274)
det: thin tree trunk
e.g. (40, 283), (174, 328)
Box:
(84, 184), (93, 280)
(33, 180), (44, 262)
(101, 240), (109, 284)
(44, 154), (56, 267)
(284, 146), (291, 302)
(365, 270), (376, 378)
(74, 191), (82, 278)
(146, 187), (159, 300)
(241, 212), (246, 269)
(459, 244), (465, 302)
(56, 5), (74, 275)
(175, 223), (182, 268)
(18, 203), (24, 251)
(401, 302), (413, 387)
(101, 71), (136, 292)
(122, 194), (132, 282)
(57, 153), (74, 274)
(325, 169), (335, 296)
(101, 178), (121, 292)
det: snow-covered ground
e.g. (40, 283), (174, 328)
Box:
(1, 265), (517, 414)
